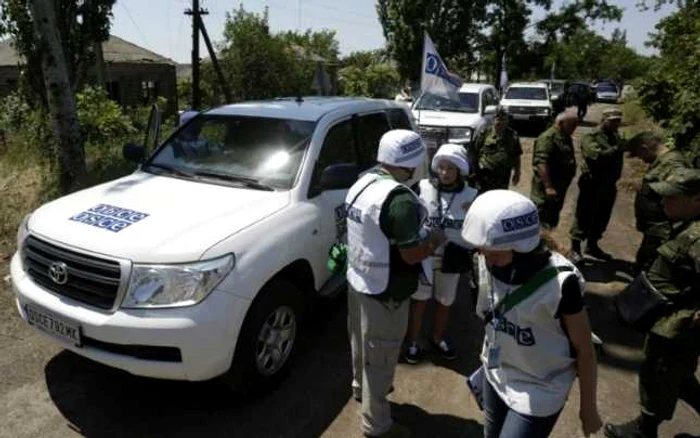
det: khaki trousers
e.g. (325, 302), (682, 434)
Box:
(348, 286), (409, 436)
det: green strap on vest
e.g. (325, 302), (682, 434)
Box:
(484, 265), (574, 324)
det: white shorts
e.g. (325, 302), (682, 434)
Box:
(412, 258), (461, 306)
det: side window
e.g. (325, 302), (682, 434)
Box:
(317, 119), (357, 175)
(387, 108), (412, 130)
(356, 112), (392, 170)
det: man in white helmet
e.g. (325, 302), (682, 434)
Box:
(462, 190), (602, 438)
(347, 129), (446, 438)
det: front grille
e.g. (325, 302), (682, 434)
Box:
(418, 125), (448, 146)
(510, 106), (547, 115)
(22, 236), (122, 309)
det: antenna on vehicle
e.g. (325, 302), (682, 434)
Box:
(295, 95), (304, 105)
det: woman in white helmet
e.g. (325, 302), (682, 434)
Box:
(462, 190), (602, 438)
(405, 143), (478, 364)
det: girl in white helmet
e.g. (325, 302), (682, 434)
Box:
(462, 190), (602, 438)
(405, 143), (478, 364)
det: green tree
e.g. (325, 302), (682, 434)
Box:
(0, 0), (116, 104)
(338, 63), (400, 98)
(376, 0), (487, 83)
(638, 1), (700, 158)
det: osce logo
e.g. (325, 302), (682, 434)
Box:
(70, 204), (149, 233)
(501, 210), (538, 233)
(400, 138), (423, 155)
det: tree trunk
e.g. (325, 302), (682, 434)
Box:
(29, 0), (86, 194)
(494, 48), (503, 90)
(94, 39), (106, 88)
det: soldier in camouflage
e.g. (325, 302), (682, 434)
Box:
(470, 107), (522, 192)
(569, 108), (624, 261)
(605, 168), (700, 438)
(530, 111), (578, 229)
(627, 132), (690, 272)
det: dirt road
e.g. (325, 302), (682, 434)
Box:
(1, 104), (698, 438)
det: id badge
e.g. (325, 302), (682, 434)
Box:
(486, 346), (501, 369)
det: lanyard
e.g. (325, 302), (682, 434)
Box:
(488, 267), (517, 345)
(436, 189), (458, 228)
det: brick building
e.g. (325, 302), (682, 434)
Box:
(0, 35), (177, 115)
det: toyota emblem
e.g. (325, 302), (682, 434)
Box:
(48, 261), (69, 285)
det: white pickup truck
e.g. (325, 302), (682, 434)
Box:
(11, 97), (422, 392)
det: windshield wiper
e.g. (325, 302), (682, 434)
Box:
(191, 171), (274, 191)
(146, 163), (194, 178)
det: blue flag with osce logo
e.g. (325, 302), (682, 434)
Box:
(420, 33), (462, 102)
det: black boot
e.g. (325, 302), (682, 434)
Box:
(570, 240), (583, 263)
(679, 376), (700, 416)
(604, 414), (659, 438)
(586, 240), (613, 261)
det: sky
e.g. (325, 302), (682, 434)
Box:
(110, 0), (678, 64)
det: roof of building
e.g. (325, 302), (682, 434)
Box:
(206, 97), (408, 122)
(0, 35), (176, 67)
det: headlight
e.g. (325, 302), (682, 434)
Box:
(122, 254), (235, 308)
(538, 108), (551, 116)
(16, 214), (30, 250)
(501, 105), (510, 112)
(447, 127), (473, 144)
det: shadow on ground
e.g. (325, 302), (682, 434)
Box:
(392, 402), (483, 437)
(44, 295), (354, 438)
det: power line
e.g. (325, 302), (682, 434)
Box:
(303, 0), (377, 21)
(119, 1), (151, 49)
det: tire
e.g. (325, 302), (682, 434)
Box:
(221, 278), (306, 394)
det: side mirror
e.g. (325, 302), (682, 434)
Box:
(123, 143), (146, 163)
(320, 163), (360, 191)
(484, 105), (498, 115)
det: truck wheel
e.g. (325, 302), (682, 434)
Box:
(221, 278), (306, 394)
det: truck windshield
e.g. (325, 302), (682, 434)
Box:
(147, 115), (316, 190)
(414, 92), (479, 113)
(505, 87), (548, 100)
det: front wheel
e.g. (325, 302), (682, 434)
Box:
(221, 278), (306, 394)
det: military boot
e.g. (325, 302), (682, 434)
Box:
(586, 240), (613, 261)
(604, 415), (659, 438)
(569, 240), (583, 263)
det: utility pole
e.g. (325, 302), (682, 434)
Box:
(185, 0), (208, 109)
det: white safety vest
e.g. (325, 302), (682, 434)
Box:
(417, 179), (478, 254)
(475, 252), (585, 417)
(346, 172), (426, 295)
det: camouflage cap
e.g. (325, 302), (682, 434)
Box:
(602, 108), (622, 121)
(650, 167), (700, 196)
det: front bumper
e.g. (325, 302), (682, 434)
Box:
(11, 253), (251, 381)
(508, 113), (551, 122)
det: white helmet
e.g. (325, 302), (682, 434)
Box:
(377, 129), (426, 169)
(431, 143), (470, 176)
(461, 190), (540, 253)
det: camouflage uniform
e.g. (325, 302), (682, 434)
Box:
(471, 125), (522, 192)
(634, 150), (689, 271)
(570, 128), (623, 243)
(530, 126), (577, 229)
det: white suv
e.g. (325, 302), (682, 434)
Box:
(500, 82), (554, 130)
(411, 83), (499, 159)
(10, 97), (422, 392)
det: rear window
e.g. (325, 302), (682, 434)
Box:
(505, 87), (548, 100)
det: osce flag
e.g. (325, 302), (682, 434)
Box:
(499, 53), (509, 92)
(421, 33), (462, 101)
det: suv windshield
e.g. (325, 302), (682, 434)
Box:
(147, 115), (316, 190)
(414, 92), (479, 113)
(505, 87), (548, 100)
(598, 85), (617, 93)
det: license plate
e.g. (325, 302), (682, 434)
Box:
(513, 114), (531, 120)
(25, 303), (81, 346)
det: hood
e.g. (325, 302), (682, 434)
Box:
(411, 110), (483, 128)
(28, 172), (290, 263)
(500, 99), (551, 107)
